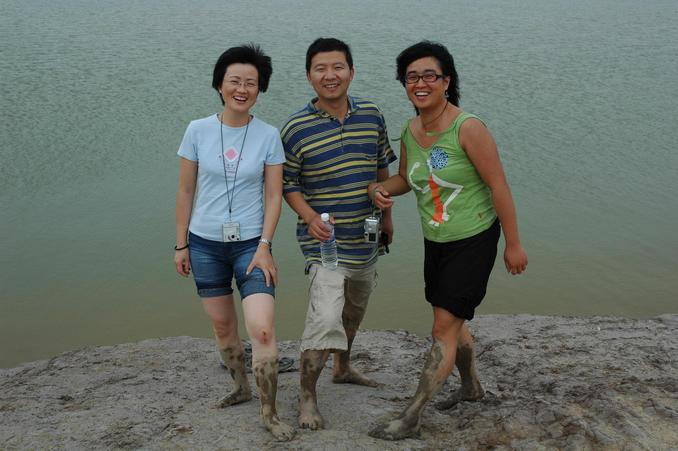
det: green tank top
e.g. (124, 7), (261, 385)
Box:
(402, 111), (497, 242)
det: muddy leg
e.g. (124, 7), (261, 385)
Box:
(435, 323), (484, 410)
(253, 357), (295, 441)
(332, 330), (379, 387)
(299, 349), (330, 430)
(369, 308), (464, 441)
(201, 295), (252, 407)
(242, 293), (295, 441)
(217, 346), (253, 407)
(332, 274), (379, 387)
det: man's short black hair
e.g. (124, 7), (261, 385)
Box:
(212, 44), (272, 104)
(305, 37), (353, 72)
(396, 41), (460, 107)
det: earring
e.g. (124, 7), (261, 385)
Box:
(444, 90), (449, 99)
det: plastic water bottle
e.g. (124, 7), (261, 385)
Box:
(319, 213), (338, 270)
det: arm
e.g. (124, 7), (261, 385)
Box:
(174, 157), (198, 276)
(376, 166), (395, 245)
(283, 191), (331, 242)
(368, 141), (411, 209)
(246, 163), (283, 286)
(282, 127), (332, 242)
(459, 118), (528, 275)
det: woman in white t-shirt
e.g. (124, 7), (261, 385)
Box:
(174, 44), (294, 442)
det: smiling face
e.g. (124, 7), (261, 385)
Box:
(220, 63), (259, 114)
(404, 56), (450, 111)
(306, 51), (354, 103)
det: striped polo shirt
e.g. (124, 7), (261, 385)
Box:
(282, 96), (397, 270)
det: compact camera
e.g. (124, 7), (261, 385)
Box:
(223, 222), (241, 242)
(364, 216), (380, 243)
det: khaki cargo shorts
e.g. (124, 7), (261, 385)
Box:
(300, 263), (377, 352)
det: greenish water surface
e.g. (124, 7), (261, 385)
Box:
(1, 0), (677, 367)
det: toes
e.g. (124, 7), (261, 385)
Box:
(368, 426), (384, 438)
(434, 399), (457, 410)
(299, 418), (322, 430)
(368, 420), (419, 441)
(216, 390), (251, 408)
(273, 426), (296, 441)
(368, 425), (394, 440)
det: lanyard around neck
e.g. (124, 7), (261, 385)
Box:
(219, 114), (250, 219)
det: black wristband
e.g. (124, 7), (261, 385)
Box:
(174, 243), (189, 251)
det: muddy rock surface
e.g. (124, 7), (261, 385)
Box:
(1, 315), (676, 450)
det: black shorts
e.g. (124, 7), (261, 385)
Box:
(424, 219), (500, 320)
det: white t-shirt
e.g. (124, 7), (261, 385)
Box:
(178, 114), (285, 241)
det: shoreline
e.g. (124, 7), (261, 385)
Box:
(1, 314), (676, 449)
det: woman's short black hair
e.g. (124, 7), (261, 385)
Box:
(212, 44), (272, 103)
(396, 41), (460, 107)
(305, 37), (353, 72)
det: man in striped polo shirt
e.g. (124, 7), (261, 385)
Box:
(282, 37), (397, 430)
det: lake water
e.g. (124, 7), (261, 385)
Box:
(2, 0), (677, 367)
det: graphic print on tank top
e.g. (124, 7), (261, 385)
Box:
(408, 146), (463, 227)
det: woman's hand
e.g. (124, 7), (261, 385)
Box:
(174, 248), (191, 277)
(368, 183), (394, 210)
(504, 243), (528, 275)
(246, 244), (278, 287)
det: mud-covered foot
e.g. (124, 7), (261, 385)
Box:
(298, 398), (324, 430)
(217, 387), (252, 408)
(434, 385), (484, 410)
(332, 366), (379, 387)
(262, 414), (296, 441)
(368, 414), (420, 441)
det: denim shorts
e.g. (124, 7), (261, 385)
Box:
(188, 232), (275, 299)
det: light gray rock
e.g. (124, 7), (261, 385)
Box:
(1, 315), (677, 450)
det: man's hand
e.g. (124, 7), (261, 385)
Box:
(306, 213), (333, 242)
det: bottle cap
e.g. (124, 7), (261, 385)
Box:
(320, 213), (330, 222)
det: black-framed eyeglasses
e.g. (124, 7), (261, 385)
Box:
(405, 73), (444, 84)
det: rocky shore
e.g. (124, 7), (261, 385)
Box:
(1, 314), (676, 450)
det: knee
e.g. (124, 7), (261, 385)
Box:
(431, 318), (459, 342)
(431, 323), (448, 342)
(342, 313), (360, 334)
(212, 317), (237, 341)
(247, 322), (275, 347)
(317, 310), (343, 334)
(431, 307), (466, 339)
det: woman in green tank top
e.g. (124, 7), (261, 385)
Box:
(367, 41), (528, 441)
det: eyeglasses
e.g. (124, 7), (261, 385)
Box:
(227, 78), (258, 90)
(404, 72), (445, 84)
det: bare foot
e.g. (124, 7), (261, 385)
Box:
(262, 413), (296, 441)
(434, 385), (484, 410)
(368, 413), (420, 441)
(332, 366), (379, 387)
(217, 387), (252, 408)
(298, 398), (324, 430)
